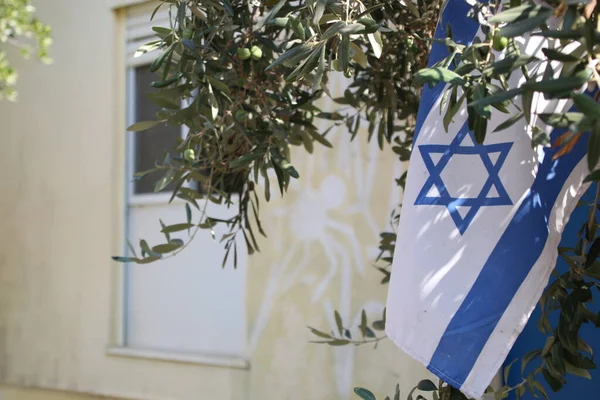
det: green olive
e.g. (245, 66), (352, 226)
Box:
(183, 149), (196, 161)
(492, 35), (508, 52)
(250, 45), (263, 60)
(234, 109), (248, 121)
(332, 59), (342, 72)
(237, 47), (251, 60)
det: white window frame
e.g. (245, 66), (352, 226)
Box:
(108, 1), (249, 370)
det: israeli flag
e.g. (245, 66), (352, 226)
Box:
(385, 2), (593, 398)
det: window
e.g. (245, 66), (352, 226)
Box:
(131, 64), (180, 195)
(117, 1), (247, 364)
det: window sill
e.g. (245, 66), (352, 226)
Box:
(107, 347), (250, 370)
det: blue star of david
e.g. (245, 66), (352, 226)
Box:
(415, 123), (513, 235)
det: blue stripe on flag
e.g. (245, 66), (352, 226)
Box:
(427, 95), (595, 387)
(414, 0), (481, 143)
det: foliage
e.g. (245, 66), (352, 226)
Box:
(115, 0), (440, 266)
(0, 0), (51, 100)
(354, 380), (471, 400)
(115, 0), (600, 399)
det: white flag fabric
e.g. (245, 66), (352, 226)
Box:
(385, 2), (593, 398)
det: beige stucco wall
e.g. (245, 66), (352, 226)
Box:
(0, 1), (430, 399)
(0, 386), (112, 400)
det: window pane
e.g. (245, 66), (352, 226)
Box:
(133, 65), (181, 194)
(126, 199), (247, 356)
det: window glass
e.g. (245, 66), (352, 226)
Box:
(133, 65), (181, 194)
